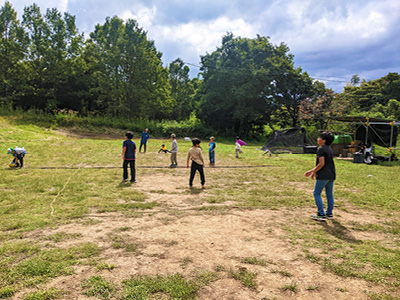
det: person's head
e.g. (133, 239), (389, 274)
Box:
(236, 136), (240, 140)
(7, 148), (14, 154)
(162, 144), (165, 147)
(192, 138), (201, 147)
(144, 128), (149, 133)
(318, 131), (334, 146)
(171, 133), (176, 139)
(125, 131), (134, 140)
(210, 136), (215, 142)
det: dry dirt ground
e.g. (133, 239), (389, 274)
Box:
(12, 162), (397, 300)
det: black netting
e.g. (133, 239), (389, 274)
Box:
(261, 127), (308, 153)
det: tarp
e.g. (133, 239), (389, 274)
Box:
(330, 116), (399, 148)
(356, 125), (398, 148)
(260, 127), (308, 153)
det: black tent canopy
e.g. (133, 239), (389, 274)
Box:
(330, 116), (399, 151)
(260, 127), (313, 154)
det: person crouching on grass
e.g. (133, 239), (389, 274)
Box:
(187, 138), (206, 188)
(122, 131), (136, 183)
(304, 131), (336, 221)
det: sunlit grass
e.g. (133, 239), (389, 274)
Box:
(1, 116), (400, 298)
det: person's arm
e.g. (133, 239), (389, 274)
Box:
(122, 147), (126, 160)
(304, 156), (325, 179)
(200, 151), (205, 167)
(187, 152), (190, 168)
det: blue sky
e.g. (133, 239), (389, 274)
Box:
(6, 0), (400, 91)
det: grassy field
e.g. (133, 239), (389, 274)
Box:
(1, 115), (400, 299)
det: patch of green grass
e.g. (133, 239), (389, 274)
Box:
(0, 242), (100, 293)
(242, 257), (267, 266)
(286, 224), (400, 286)
(95, 262), (116, 271)
(82, 276), (115, 300)
(193, 270), (219, 287)
(306, 284), (320, 291)
(282, 282), (298, 293)
(272, 269), (294, 277)
(0, 286), (15, 299)
(367, 292), (400, 300)
(230, 267), (257, 289)
(22, 289), (65, 300)
(122, 274), (197, 300)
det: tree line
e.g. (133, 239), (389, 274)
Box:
(1, 2), (399, 136)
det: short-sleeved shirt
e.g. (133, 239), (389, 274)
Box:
(209, 142), (216, 152)
(123, 140), (136, 160)
(316, 145), (336, 180)
(171, 139), (178, 153)
(188, 147), (204, 165)
(141, 132), (150, 143)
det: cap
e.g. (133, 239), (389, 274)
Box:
(7, 148), (13, 154)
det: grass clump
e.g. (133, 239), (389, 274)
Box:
(0, 286), (15, 299)
(242, 257), (267, 266)
(282, 282), (298, 293)
(22, 289), (65, 300)
(230, 267), (257, 289)
(82, 276), (116, 300)
(122, 274), (197, 300)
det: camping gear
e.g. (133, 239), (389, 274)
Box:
(330, 116), (399, 162)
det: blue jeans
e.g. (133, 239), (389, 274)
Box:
(209, 151), (215, 164)
(313, 179), (334, 215)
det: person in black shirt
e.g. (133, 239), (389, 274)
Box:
(304, 132), (336, 221)
(122, 132), (136, 183)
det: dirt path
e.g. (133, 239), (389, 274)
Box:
(16, 167), (395, 299)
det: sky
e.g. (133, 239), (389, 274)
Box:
(4, 0), (400, 92)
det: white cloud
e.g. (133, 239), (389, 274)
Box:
(9, 0), (69, 13)
(149, 16), (258, 61)
(120, 4), (157, 30)
(271, 1), (395, 52)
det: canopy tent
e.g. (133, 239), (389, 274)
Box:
(330, 116), (399, 160)
(260, 127), (314, 154)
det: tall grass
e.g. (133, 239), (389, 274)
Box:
(0, 106), (213, 138)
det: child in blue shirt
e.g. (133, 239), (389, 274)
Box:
(209, 136), (216, 165)
(139, 128), (150, 153)
(122, 132), (136, 182)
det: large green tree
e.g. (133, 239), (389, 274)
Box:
(332, 72), (400, 119)
(18, 4), (84, 111)
(89, 16), (173, 119)
(0, 1), (25, 104)
(198, 33), (314, 135)
(168, 58), (196, 120)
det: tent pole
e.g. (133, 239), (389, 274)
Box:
(364, 117), (369, 146)
(389, 121), (394, 162)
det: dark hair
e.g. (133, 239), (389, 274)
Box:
(236, 136), (240, 139)
(192, 138), (201, 146)
(125, 131), (134, 139)
(320, 131), (334, 145)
